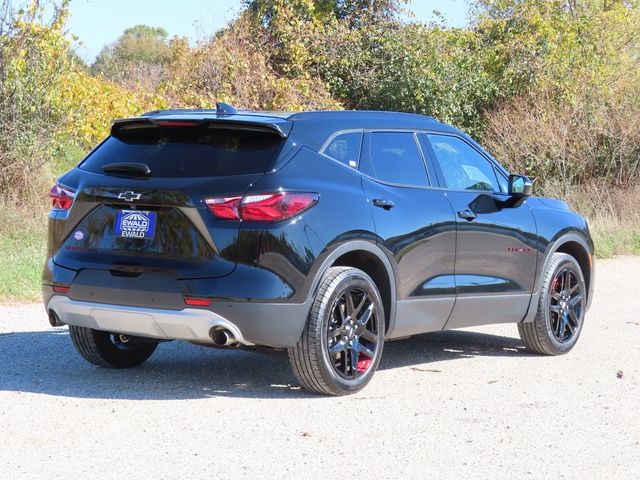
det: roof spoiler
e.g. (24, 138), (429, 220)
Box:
(112, 104), (292, 138)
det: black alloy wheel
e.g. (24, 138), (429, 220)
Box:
(288, 267), (385, 395)
(327, 287), (380, 379)
(518, 252), (587, 355)
(548, 267), (584, 343)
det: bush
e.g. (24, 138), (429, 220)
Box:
(0, 1), (70, 202)
(0, 0), (169, 206)
(477, 0), (640, 190)
(482, 87), (640, 192)
(160, 14), (340, 111)
(312, 21), (498, 136)
(91, 25), (172, 90)
(57, 69), (166, 149)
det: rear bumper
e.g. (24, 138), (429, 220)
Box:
(47, 295), (252, 345)
(45, 290), (310, 348)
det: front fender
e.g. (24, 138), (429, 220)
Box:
(523, 230), (594, 322)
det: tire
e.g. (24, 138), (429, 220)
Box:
(518, 252), (587, 355)
(288, 267), (385, 396)
(68, 325), (158, 368)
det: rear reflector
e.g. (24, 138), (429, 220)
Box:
(53, 285), (70, 294)
(204, 192), (318, 222)
(49, 185), (75, 210)
(184, 297), (212, 307)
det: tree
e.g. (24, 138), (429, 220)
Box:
(243, 0), (405, 26)
(91, 24), (172, 89)
(159, 14), (339, 111)
(332, 0), (406, 25)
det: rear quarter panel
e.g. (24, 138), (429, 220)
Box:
(239, 145), (378, 303)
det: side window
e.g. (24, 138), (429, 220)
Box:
(322, 131), (363, 168)
(427, 134), (499, 192)
(363, 132), (429, 187)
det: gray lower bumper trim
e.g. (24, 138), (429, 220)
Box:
(47, 295), (253, 345)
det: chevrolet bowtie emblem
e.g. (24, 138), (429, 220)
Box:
(118, 191), (142, 202)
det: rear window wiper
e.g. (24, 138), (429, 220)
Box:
(101, 162), (151, 176)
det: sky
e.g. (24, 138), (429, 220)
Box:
(62, 0), (470, 63)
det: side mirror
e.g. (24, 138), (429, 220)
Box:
(508, 174), (533, 198)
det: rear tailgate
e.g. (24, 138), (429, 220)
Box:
(53, 120), (285, 280)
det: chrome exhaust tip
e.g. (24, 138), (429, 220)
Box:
(48, 310), (63, 327)
(210, 327), (238, 347)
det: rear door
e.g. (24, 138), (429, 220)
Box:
(54, 122), (284, 279)
(359, 131), (457, 337)
(422, 133), (538, 329)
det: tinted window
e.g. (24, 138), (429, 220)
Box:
(364, 132), (429, 186)
(323, 131), (362, 168)
(427, 135), (499, 192)
(81, 125), (282, 178)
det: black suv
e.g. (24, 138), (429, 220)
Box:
(43, 104), (594, 395)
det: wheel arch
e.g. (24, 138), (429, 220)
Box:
(307, 241), (397, 336)
(534, 232), (594, 313)
(555, 240), (592, 301)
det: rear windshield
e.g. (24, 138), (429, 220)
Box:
(80, 125), (283, 178)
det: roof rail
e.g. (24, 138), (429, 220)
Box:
(143, 103), (239, 117)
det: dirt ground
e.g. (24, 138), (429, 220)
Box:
(1, 257), (638, 479)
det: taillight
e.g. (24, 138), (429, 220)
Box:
(204, 196), (242, 219)
(241, 193), (318, 221)
(204, 192), (318, 222)
(49, 184), (75, 210)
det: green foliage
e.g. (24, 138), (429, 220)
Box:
(591, 228), (640, 259)
(52, 141), (87, 175)
(0, 0), (71, 202)
(0, 219), (45, 302)
(312, 21), (498, 136)
(4, 0), (638, 193)
(477, 0), (640, 188)
(160, 13), (339, 110)
(0, 1), (166, 207)
(244, 0), (406, 25)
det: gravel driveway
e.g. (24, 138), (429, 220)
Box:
(1, 257), (638, 479)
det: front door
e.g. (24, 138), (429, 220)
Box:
(423, 133), (538, 329)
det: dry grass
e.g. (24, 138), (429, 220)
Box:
(0, 162), (54, 303)
(564, 184), (640, 258)
(0, 204), (49, 303)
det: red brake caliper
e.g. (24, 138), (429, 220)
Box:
(357, 355), (372, 373)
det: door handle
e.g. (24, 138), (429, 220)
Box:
(372, 198), (395, 210)
(457, 209), (477, 221)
